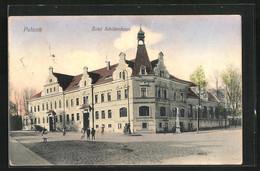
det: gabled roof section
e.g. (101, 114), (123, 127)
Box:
(132, 45), (153, 76)
(53, 73), (74, 91)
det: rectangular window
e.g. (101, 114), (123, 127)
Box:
(108, 110), (112, 118)
(55, 116), (58, 122)
(141, 87), (146, 97)
(59, 100), (61, 108)
(159, 122), (162, 128)
(125, 89), (128, 98)
(101, 94), (104, 102)
(83, 97), (86, 104)
(117, 90), (121, 100)
(47, 117), (48, 123)
(43, 117), (45, 123)
(38, 118), (40, 124)
(66, 100), (68, 107)
(86, 96), (88, 104)
(38, 105), (40, 112)
(60, 115), (62, 122)
(118, 123), (122, 129)
(71, 99), (74, 106)
(67, 114), (69, 122)
(46, 103), (48, 110)
(164, 89), (167, 99)
(107, 92), (111, 101)
(54, 87), (56, 92)
(47, 89), (49, 93)
(108, 124), (112, 128)
(31, 107), (32, 113)
(77, 113), (80, 120)
(76, 98), (79, 106)
(95, 111), (99, 119)
(95, 94), (98, 103)
(50, 102), (52, 109)
(173, 92), (176, 100)
(71, 114), (74, 121)
(55, 101), (57, 109)
(181, 93), (184, 102)
(157, 88), (161, 98)
(34, 106), (36, 112)
(42, 104), (44, 111)
(102, 110), (105, 119)
(50, 88), (52, 93)
(142, 123), (147, 129)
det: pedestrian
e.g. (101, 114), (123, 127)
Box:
(172, 124), (176, 133)
(163, 125), (166, 134)
(101, 124), (105, 135)
(123, 124), (127, 134)
(91, 128), (95, 140)
(62, 126), (66, 136)
(81, 128), (85, 139)
(87, 127), (90, 140)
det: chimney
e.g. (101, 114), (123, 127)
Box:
(83, 66), (88, 74)
(107, 61), (110, 70)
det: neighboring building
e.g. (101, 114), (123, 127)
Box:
(22, 27), (228, 133)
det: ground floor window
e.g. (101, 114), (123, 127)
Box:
(159, 122), (162, 128)
(60, 115), (62, 122)
(142, 123), (147, 129)
(120, 107), (127, 117)
(118, 123), (122, 129)
(172, 108), (177, 117)
(66, 114), (69, 122)
(108, 124), (112, 128)
(38, 118), (40, 124)
(139, 106), (149, 116)
(160, 107), (166, 116)
(71, 114), (74, 121)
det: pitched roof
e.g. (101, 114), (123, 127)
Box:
(207, 92), (220, 102)
(29, 91), (42, 100)
(169, 75), (196, 86)
(187, 88), (199, 99)
(132, 45), (153, 76)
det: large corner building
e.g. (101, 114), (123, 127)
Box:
(23, 28), (228, 133)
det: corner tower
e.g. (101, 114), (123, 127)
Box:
(132, 26), (153, 76)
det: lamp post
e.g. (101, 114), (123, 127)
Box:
(62, 92), (66, 136)
(123, 69), (131, 134)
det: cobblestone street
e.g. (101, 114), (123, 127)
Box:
(9, 128), (242, 165)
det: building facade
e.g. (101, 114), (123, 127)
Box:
(23, 28), (228, 133)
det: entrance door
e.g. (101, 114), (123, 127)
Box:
(49, 117), (53, 131)
(83, 112), (89, 129)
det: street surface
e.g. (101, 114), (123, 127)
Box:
(9, 128), (242, 165)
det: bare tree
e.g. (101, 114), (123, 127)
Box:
(22, 87), (36, 115)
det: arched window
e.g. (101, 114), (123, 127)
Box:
(160, 107), (166, 116)
(139, 106), (149, 116)
(173, 108), (177, 117)
(180, 109), (185, 117)
(119, 72), (122, 78)
(120, 107), (127, 117)
(203, 106), (208, 118)
(122, 71), (125, 80)
(157, 88), (161, 98)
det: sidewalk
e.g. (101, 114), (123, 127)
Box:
(9, 137), (53, 166)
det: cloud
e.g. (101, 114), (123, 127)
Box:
(113, 25), (163, 51)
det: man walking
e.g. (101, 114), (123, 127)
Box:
(91, 128), (95, 140)
(87, 127), (91, 140)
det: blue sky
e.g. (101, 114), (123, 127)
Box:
(9, 15), (241, 96)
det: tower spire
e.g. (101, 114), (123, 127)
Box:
(137, 25), (145, 46)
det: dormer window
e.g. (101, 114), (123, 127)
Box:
(140, 65), (147, 75)
(49, 79), (52, 83)
(84, 81), (86, 86)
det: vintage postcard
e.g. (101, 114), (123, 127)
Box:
(8, 15), (242, 166)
